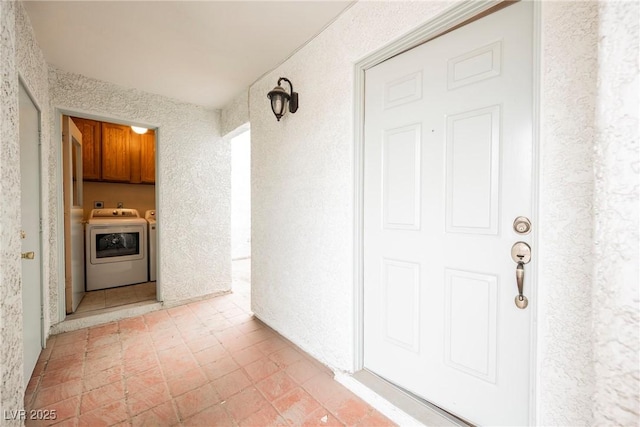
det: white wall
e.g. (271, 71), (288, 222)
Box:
(221, 90), (249, 137)
(250, 0), (461, 371)
(16, 2), (56, 339)
(237, 1), (639, 425)
(536, 2), (598, 424)
(591, 1), (639, 423)
(2, 2), (232, 417)
(49, 67), (231, 304)
(82, 182), (156, 220)
(1, 2), (53, 421)
(249, 0), (455, 373)
(0, 1), (24, 419)
(231, 130), (251, 260)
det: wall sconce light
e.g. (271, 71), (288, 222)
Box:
(267, 77), (298, 121)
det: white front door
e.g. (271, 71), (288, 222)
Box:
(19, 82), (43, 386)
(62, 116), (85, 313)
(363, 2), (534, 425)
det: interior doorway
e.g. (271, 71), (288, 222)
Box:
(59, 114), (159, 319)
(231, 128), (251, 298)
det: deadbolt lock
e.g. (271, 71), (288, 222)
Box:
(513, 216), (532, 234)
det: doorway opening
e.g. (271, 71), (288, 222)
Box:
(61, 115), (159, 319)
(231, 127), (251, 300)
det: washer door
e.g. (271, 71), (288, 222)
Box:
(89, 224), (146, 264)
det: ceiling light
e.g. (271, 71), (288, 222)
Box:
(131, 126), (148, 134)
(267, 77), (298, 121)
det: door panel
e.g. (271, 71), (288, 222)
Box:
(140, 130), (156, 184)
(70, 117), (101, 180)
(448, 41), (502, 89)
(101, 122), (131, 182)
(444, 269), (498, 383)
(382, 259), (421, 352)
(384, 71), (423, 108)
(382, 125), (421, 230)
(363, 2), (533, 425)
(445, 105), (500, 234)
(63, 116), (85, 313)
(19, 82), (42, 386)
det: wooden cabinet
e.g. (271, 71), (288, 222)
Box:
(129, 129), (156, 184)
(101, 123), (131, 182)
(129, 131), (142, 184)
(70, 117), (101, 180)
(140, 130), (156, 184)
(71, 117), (155, 184)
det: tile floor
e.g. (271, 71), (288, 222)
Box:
(74, 282), (157, 314)
(24, 263), (395, 426)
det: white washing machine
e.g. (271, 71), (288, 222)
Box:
(145, 210), (157, 282)
(85, 208), (148, 290)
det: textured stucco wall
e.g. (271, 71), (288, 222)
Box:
(536, 2), (598, 424)
(16, 0), (54, 342)
(49, 68), (231, 304)
(591, 1), (640, 424)
(220, 90), (249, 137)
(2, 0), (230, 415)
(248, 0), (453, 372)
(244, 0), (635, 425)
(0, 1), (51, 422)
(0, 1), (23, 422)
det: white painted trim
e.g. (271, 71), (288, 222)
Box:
(335, 373), (425, 427)
(353, 0), (503, 71)
(54, 110), (67, 326)
(529, 1), (542, 425)
(155, 127), (163, 303)
(352, 54), (366, 371)
(352, 0), (541, 423)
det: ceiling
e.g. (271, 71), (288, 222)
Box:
(23, 1), (353, 109)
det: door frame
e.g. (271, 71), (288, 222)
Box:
(352, 0), (542, 424)
(54, 108), (163, 322)
(19, 76), (45, 349)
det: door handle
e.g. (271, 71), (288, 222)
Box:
(511, 242), (531, 309)
(21, 251), (35, 260)
(515, 263), (527, 308)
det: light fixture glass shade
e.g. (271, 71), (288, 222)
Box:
(267, 85), (290, 121)
(271, 96), (285, 119)
(131, 126), (148, 134)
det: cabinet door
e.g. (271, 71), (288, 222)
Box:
(71, 117), (101, 180)
(101, 123), (131, 182)
(141, 130), (156, 184)
(129, 131), (142, 184)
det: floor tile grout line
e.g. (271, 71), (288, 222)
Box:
(27, 286), (393, 427)
(249, 369), (311, 426)
(116, 322), (136, 425)
(158, 301), (219, 424)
